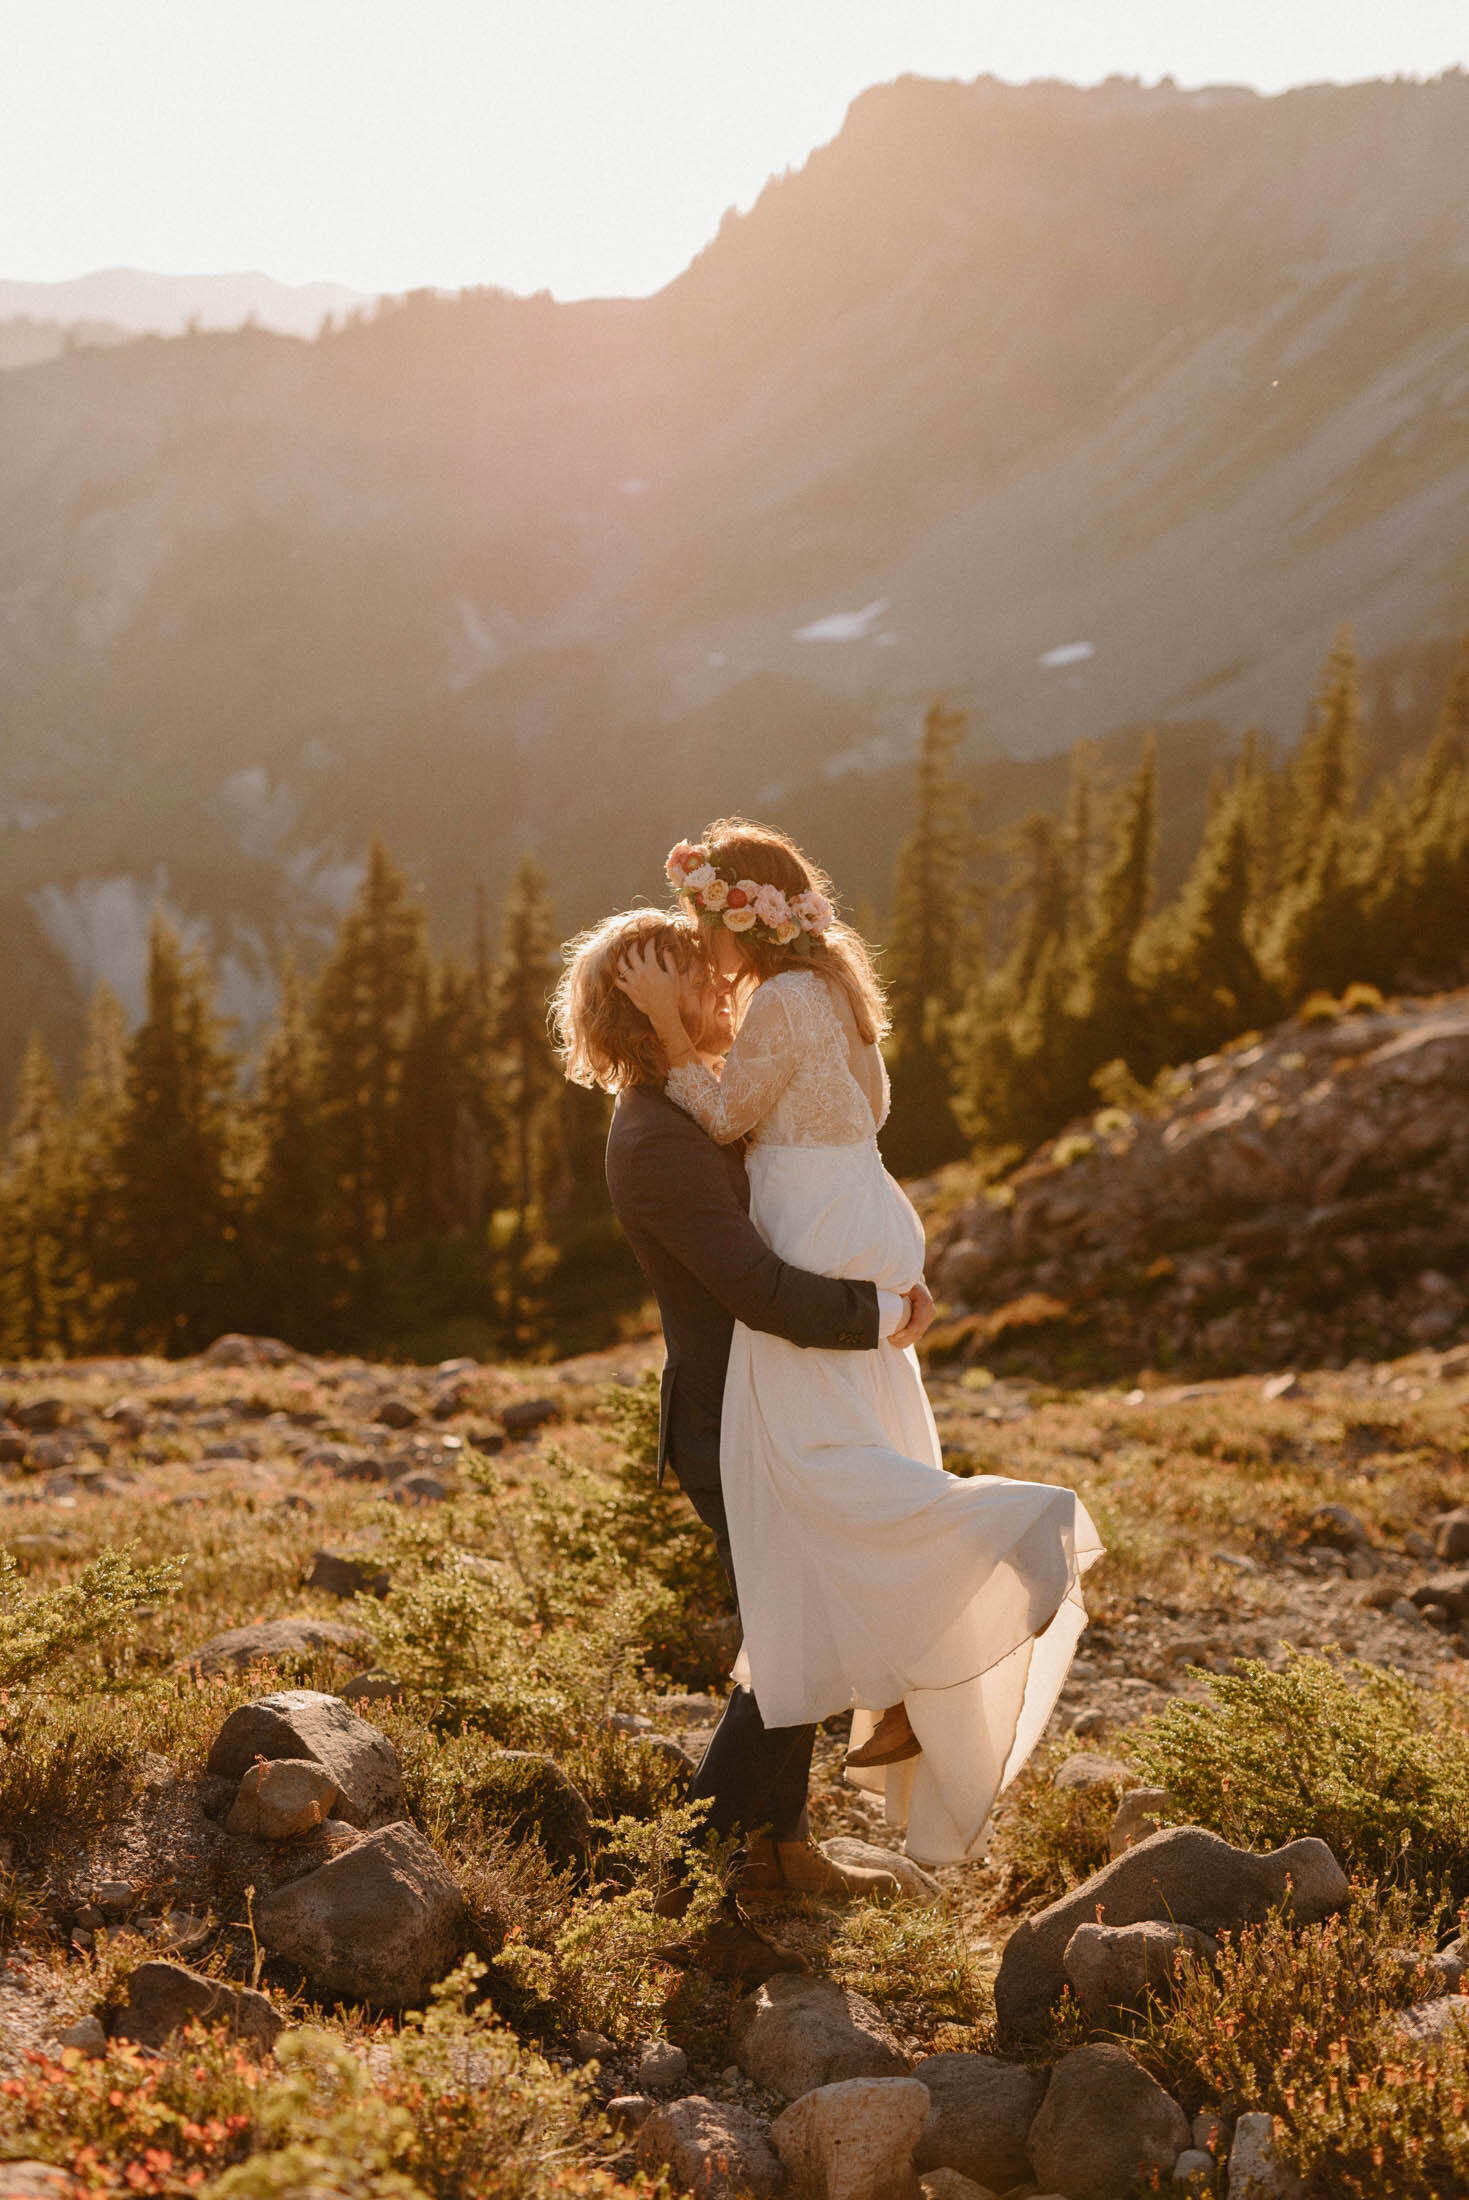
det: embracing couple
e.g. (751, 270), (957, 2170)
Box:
(553, 817), (1102, 1973)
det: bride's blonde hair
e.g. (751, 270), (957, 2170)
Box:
(690, 818), (889, 1044)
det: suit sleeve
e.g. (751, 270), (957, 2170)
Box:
(609, 1107), (880, 1350)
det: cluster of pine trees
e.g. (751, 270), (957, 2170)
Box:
(0, 846), (623, 1362)
(883, 633), (1469, 1173)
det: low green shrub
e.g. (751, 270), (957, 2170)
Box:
(1128, 1650), (1469, 1894)
(0, 1545), (183, 1688)
(991, 1753), (1124, 1911)
(826, 1898), (991, 2038)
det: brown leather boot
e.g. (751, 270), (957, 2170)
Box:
(652, 1899), (810, 1981)
(739, 1835), (902, 1901)
(845, 1703), (921, 1769)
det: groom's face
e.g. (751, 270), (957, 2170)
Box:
(676, 955), (733, 1058)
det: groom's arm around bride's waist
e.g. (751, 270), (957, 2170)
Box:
(606, 1095), (881, 1351)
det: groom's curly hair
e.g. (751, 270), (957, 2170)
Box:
(552, 907), (702, 1092)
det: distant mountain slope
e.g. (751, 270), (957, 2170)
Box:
(0, 267), (370, 337)
(2, 72), (1468, 1090)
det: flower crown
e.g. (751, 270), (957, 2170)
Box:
(666, 841), (834, 951)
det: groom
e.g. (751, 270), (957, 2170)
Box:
(555, 905), (933, 1965)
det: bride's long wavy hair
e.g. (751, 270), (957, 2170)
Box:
(687, 818), (890, 1045)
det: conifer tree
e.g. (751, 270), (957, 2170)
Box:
(64, 982), (130, 1347)
(1069, 733), (1157, 1068)
(248, 956), (335, 1345)
(494, 855), (560, 1345)
(0, 1035), (76, 1357)
(1283, 629), (1361, 888)
(399, 954), (504, 1241)
(1138, 764), (1275, 1058)
(105, 915), (240, 1353)
(883, 702), (971, 1173)
(313, 838), (429, 1263)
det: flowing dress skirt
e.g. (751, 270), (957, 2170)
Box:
(722, 1136), (1104, 1866)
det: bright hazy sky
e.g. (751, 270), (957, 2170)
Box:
(5, 0), (1467, 299)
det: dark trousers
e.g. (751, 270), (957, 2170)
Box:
(680, 1475), (815, 1845)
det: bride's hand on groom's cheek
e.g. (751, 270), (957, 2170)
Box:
(890, 1281), (935, 1349)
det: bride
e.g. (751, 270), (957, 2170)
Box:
(617, 817), (1103, 1866)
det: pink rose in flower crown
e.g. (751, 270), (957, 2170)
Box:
(752, 883), (789, 930)
(792, 889), (833, 935)
(665, 841), (707, 886)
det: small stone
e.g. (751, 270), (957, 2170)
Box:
(92, 1880), (137, 1919)
(1393, 1997), (1469, 2044)
(731, 1973), (908, 2099)
(1225, 2110), (1303, 2198)
(1410, 1569), (1469, 1620)
(1434, 1509), (1469, 1562)
(500, 1397), (560, 1435)
(53, 2015), (107, 2057)
(226, 1757), (341, 1840)
(636, 2095), (785, 2199)
(1109, 1787), (1176, 1858)
(342, 1671), (404, 1706)
(1388, 1595), (1424, 1623)
(636, 2039), (689, 2089)
(1027, 2044), (1191, 2200)
(918, 2174), (1000, 2200)
(1070, 1707), (1108, 1738)
(103, 1398), (150, 1438)
(1063, 1919), (1215, 2023)
(819, 1837), (941, 1902)
(253, 1821), (465, 2008)
(911, 2052), (1045, 2188)
(0, 2165), (73, 2198)
(113, 1960), (282, 2050)
(207, 1689), (405, 1828)
(306, 1550), (392, 1599)
(301, 1442), (386, 1481)
(1260, 1373), (1300, 1402)
(377, 1396), (420, 1428)
(573, 2028), (614, 2064)
(391, 1469), (452, 1503)
(772, 2075), (931, 2200)
(1174, 2147), (1216, 2191)
(13, 1399), (65, 1433)
(1307, 1504), (1367, 1551)
(184, 1616), (368, 1678)
(1054, 1753), (1135, 1794)
(607, 2094), (655, 2134)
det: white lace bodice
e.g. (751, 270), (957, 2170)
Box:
(665, 970), (890, 1149)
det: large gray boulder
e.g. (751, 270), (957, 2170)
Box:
(253, 1821), (464, 2006)
(911, 2052), (1046, 2188)
(206, 1689), (404, 1828)
(996, 1825), (1347, 2040)
(732, 1973), (908, 2099)
(772, 2077), (931, 2200)
(185, 1617), (367, 1678)
(634, 2095), (785, 2199)
(1026, 2044), (1190, 2200)
(111, 1960), (282, 2050)
(1226, 2111), (1304, 2198)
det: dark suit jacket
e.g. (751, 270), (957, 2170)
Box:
(605, 1081), (880, 1491)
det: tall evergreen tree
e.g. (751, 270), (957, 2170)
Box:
(64, 982), (130, 1347)
(248, 956), (335, 1345)
(494, 855), (560, 1345)
(313, 838), (429, 1263)
(884, 701), (971, 1172)
(1283, 629), (1361, 888)
(1138, 765), (1275, 1058)
(0, 1035), (76, 1357)
(104, 915), (240, 1353)
(1069, 732), (1157, 1069)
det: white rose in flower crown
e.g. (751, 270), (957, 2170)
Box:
(752, 884), (789, 929)
(682, 864), (717, 893)
(793, 890), (833, 934)
(774, 919), (801, 945)
(701, 878), (729, 911)
(723, 907), (758, 932)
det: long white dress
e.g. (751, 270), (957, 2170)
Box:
(664, 969), (1104, 1866)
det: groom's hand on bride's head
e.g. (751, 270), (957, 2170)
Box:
(615, 938), (681, 1017)
(890, 1282), (935, 1349)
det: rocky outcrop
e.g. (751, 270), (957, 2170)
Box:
(929, 994), (1469, 1377)
(995, 1826), (1348, 2041)
(634, 2095), (785, 2200)
(772, 2076), (931, 2200)
(111, 1960), (282, 2050)
(910, 2052), (1046, 2188)
(184, 1618), (367, 1677)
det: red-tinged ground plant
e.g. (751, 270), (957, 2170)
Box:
(0, 2029), (262, 2191)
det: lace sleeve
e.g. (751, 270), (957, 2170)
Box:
(664, 982), (798, 1144)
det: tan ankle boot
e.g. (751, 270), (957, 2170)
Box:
(739, 1835), (901, 1901)
(845, 1703), (921, 1768)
